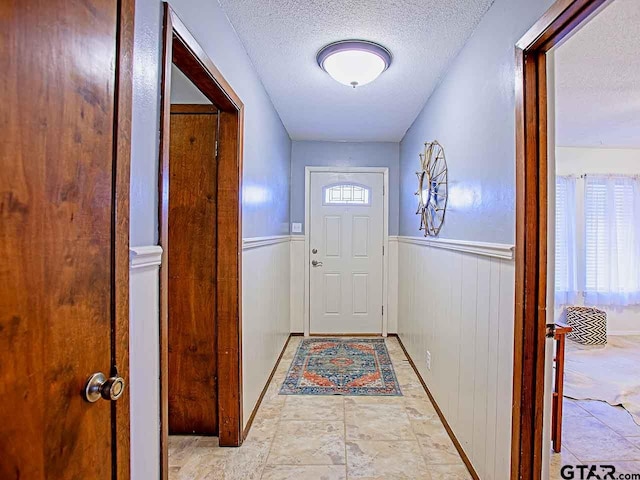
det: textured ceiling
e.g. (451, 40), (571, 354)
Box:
(555, 0), (640, 148)
(218, 0), (494, 142)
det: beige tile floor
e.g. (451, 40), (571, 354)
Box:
(168, 336), (471, 480)
(550, 398), (640, 478)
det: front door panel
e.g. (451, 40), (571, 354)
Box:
(309, 172), (384, 334)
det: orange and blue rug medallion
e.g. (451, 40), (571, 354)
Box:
(280, 338), (402, 396)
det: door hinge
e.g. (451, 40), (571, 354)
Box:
(383, 185), (385, 195)
(215, 140), (219, 160)
(382, 305), (384, 315)
(382, 245), (384, 255)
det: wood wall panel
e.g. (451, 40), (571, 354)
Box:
(472, 256), (492, 479)
(397, 239), (515, 480)
(497, 260), (516, 479)
(445, 250), (463, 428)
(484, 257), (502, 478)
(458, 253), (478, 452)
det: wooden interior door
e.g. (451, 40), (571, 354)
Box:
(0, 0), (132, 478)
(167, 104), (219, 434)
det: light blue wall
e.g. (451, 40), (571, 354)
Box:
(130, 1), (163, 248)
(130, 0), (291, 247)
(290, 141), (400, 235)
(399, 0), (555, 243)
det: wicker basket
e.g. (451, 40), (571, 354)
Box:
(565, 306), (607, 345)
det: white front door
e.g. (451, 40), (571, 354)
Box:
(309, 171), (384, 334)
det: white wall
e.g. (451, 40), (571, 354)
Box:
(129, 248), (162, 480)
(170, 65), (211, 104)
(555, 147), (640, 335)
(397, 239), (515, 480)
(290, 237), (305, 333)
(242, 238), (291, 426)
(388, 237), (399, 335)
(556, 146), (640, 175)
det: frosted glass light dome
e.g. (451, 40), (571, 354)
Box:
(317, 40), (392, 88)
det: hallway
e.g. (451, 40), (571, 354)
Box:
(7, 0), (637, 477)
(168, 337), (470, 479)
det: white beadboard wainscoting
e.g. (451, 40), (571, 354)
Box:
(242, 236), (291, 427)
(388, 236), (399, 334)
(289, 235), (399, 335)
(290, 235), (305, 333)
(129, 245), (163, 480)
(397, 236), (515, 480)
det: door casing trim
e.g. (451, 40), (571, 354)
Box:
(113, 0), (135, 476)
(303, 166), (390, 336)
(158, 4), (244, 479)
(511, 0), (611, 478)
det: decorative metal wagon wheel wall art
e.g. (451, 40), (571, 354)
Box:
(415, 141), (448, 236)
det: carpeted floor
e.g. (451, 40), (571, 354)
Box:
(279, 338), (402, 396)
(564, 336), (640, 425)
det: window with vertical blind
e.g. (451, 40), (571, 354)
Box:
(555, 174), (640, 306)
(583, 175), (640, 306)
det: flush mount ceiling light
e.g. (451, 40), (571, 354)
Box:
(317, 40), (392, 88)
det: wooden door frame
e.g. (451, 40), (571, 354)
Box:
(158, 3), (244, 479)
(114, 0), (135, 478)
(512, 0), (611, 478)
(303, 166), (390, 337)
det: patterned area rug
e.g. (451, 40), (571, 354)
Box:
(280, 338), (402, 396)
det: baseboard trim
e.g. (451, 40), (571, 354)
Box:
(391, 334), (480, 480)
(242, 334), (292, 441)
(309, 333), (385, 337)
(608, 330), (640, 336)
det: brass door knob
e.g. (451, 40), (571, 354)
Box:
(83, 372), (126, 403)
